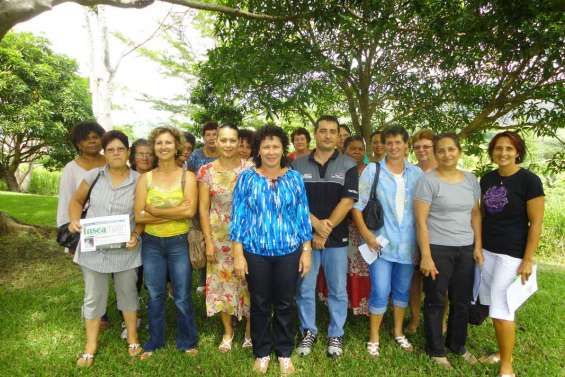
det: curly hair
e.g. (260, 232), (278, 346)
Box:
(148, 126), (186, 159)
(252, 125), (290, 168)
(70, 121), (105, 151)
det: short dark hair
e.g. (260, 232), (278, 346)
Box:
(314, 115), (339, 131)
(382, 125), (409, 143)
(343, 135), (365, 152)
(370, 130), (383, 143)
(238, 128), (255, 145)
(101, 130), (129, 150)
(70, 121), (105, 151)
(290, 127), (311, 144)
(129, 138), (156, 171)
(219, 123), (239, 135)
(183, 131), (196, 147)
(433, 132), (462, 153)
(252, 125), (290, 168)
(202, 120), (219, 135)
(488, 131), (527, 163)
(339, 124), (352, 135)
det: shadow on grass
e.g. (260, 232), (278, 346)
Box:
(0, 234), (563, 376)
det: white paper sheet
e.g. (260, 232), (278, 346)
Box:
(506, 265), (538, 313)
(359, 236), (390, 265)
(80, 214), (130, 252)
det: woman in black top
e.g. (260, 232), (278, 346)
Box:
(479, 131), (544, 377)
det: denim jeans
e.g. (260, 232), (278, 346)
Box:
(245, 250), (301, 358)
(368, 257), (414, 314)
(142, 233), (198, 351)
(423, 244), (475, 357)
(297, 246), (348, 337)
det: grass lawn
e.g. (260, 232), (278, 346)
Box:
(0, 191), (58, 227)
(0, 234), (564, 377)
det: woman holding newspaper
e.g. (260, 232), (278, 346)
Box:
(478, 131), (544, 377)
(68, 130), (144, 367)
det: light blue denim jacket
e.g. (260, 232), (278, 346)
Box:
(354, 159), (423, 264)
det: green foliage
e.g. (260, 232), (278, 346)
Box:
(0, 32), (93, 190)
(27, 166), (60, 196)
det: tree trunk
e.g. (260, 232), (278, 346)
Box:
(0, 211), (53, 236)
(85, 5), (113, 130)
(3, 169), (21, 192)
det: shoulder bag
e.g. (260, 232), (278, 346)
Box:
(362, 162), (384, 231)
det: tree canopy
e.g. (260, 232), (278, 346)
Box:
(197, 0), (563, 157)
(0, 32), (93, 191)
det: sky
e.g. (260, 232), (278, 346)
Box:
(15, 1), (214, 137)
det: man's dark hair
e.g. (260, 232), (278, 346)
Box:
(314, 115), (339, 131)
(238, 128), (255, 145)
(202, 120), (219, 135)
(70, 121), (105, 151)
(290, 127), (311, 144)
(382, 125), (409, 143)
(252, 125), (290, 168)
(183, 131), (196, 147)
(101, 130), (129, 150)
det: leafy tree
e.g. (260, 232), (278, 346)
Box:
(0, 32), (93, 191)
(200, 0), (563, 158)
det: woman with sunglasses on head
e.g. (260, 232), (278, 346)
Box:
(197, 124), (252, 353)
(414, 133), (483, 370)
(135, 126), (198, 360)
(478, 131), (544, 377)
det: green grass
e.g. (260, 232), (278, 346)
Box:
(0, 191), (58, 227)
(0, 234), (564, 376)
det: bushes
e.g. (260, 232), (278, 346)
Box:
(27, 167), (60, 195)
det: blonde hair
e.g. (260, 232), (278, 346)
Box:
(148, 126), (186, 158)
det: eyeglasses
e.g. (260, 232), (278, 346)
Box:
(106, 147), (127, 154)
(413, 145), (432, 150)
(137, 153), (153, 158)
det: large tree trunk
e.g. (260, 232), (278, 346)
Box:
(0, 211), (54, 236)
(2, 167), (21, 192)
(85, 5), (113, 130)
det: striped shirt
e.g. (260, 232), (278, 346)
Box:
(73, 165), (141, 273)
(230, 168), (312, 256)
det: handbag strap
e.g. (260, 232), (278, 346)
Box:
(81, 171), (102, 219)
(369, 162), (381, 201)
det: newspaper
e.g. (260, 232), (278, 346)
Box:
(80, 214), (130, 252)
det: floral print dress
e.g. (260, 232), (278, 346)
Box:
(197, 160), (251, 319)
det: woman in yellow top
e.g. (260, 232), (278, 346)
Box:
(134, 126), (198, 359)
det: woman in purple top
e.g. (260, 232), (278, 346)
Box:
(478, 131), (544, 377)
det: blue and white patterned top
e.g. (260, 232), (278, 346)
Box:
(354, 160), (423, 264)
(230, 168), (313, 256)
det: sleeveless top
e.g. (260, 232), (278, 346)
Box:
(144, 170), (191, 237)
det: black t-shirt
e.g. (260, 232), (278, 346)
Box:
(481, 168), (544, 259)
(292, 150), (359, 248)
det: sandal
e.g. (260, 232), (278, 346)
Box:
(218, 334), (235, 353)
(394, 335), (414, 352)
(480, 352), (501, 364)
(128, 343), (143, 357)
(185, 348), (198, 356)
(140, 351), (153, 361)
(462, 350), (479, 365)
(278, 357), (295, 376)
(76, 352), (95, 367)
(253, 356), (270, 374)
(431, 356), (453, 370)
(242, 337), (253, 349)
(367, 342), (380, 357)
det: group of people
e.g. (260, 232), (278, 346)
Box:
(56, 117), (544, 377)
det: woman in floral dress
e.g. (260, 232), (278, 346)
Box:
(198, 124), (252, 352)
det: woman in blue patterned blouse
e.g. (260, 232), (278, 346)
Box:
(230, 125), (312, 376)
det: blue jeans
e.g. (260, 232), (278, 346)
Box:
(142, 233), (198, 351)
(368, 257), (414, 314)
(296, 246), (348, 337)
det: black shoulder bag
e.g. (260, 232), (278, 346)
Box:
(362, 162), (384, 231)
(56, 172), (102, 250)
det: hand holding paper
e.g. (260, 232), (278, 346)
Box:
(359, 235), (389, 265)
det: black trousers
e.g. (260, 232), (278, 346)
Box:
(245, 250), (301, 358)
(423, 244), (475, 357)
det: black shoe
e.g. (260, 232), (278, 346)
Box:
(327, 336), (343, 358)
(296, 330), (316, 356)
